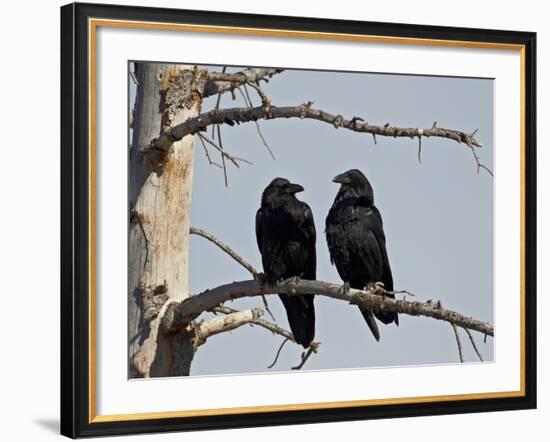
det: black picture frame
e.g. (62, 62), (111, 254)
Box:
(61, 2), (537, 438)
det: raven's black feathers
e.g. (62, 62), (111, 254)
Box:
(325, 169), (398, 341)
(256, 178), (316, 348)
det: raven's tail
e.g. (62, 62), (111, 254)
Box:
(359, 306), (399, 342)
(360, 308), (381, 341)
(279, 294), (315, 348)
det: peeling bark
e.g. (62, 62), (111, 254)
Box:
(129, 63), (206, 378)
(196, 308), (265, 345)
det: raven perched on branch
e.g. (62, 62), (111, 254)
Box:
(325, 169), (398, 341)
(256, 178), (317, 348)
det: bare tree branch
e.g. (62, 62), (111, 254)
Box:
(190, 227), (258, 276)
(197, 132), (252, 168)
(291, 342), (320, 370)
(190, 227), (275, 320)
(463, 327), (484, 362)
(209, 69), (230, 185)
(146, 102), (489, 174)
(467, 135), (494, 176)
(245, 81), (271, 112)
(197, 133), (222, 168)
(152, 104), (484, 149)
(238, 85), (276, 159)
(162, 278), (495, 338)
(210, 306), (321, 369)
(203, 68), (284, 97)
(451, 323), (464, 363)
(196, 308), (265, 345)
(268, 338), (289, 369)
(211, 306), (292, 340)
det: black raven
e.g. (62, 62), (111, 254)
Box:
(325, 169), (398, 341)
(256, 178), (316, 348)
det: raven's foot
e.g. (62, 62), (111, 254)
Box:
(340, 281), (351, 295)
(254, 272), (267, 287)
(280, 276), (301, 295)
(366, 282), (386, 295)
(281, 276), (301, 286)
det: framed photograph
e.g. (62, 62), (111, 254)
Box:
(60, 2), (536, 438)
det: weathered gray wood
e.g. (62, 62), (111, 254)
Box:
(196, 308), (265, 345)
(129, 63), (206, 377)
(162, 278), (494, 338)
(148, 104), (483, 154)
(203, 67), (284, 97)
(145, 102), (490, 176)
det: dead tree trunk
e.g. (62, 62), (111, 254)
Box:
(128, 63), (206, 377)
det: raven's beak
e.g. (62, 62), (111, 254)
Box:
(332, 172), (350, 184)
(287, 183), (304, 194)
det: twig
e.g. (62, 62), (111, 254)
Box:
(292, 342), (319, 370)
(211, 67), (226, 139)
(211, 68), (229, 185)
(240, 85), (276, 160)
(418, 136), (422, 164)
(463, 327), (484, 362)
(245, 81), (271, 112)
(210, 306), (318, 370)
(197, 133), (222, 168)
(198, 132), (252, 167)
(203, 68), (284, 97)
(216, 125), (229, 187)
(259, 293), (276, 322)
(466, 133), (494, 176)
(268, 338), (289, 369)
(211, 306), (288, 339)
(196, 308), (265, 345)
(451, 323), (464, 363)
(386, 289), (416, 297)
(208, 303), (321, 371)
(251, 317), (295, 340)
(190, 227), (258, 276)
(190, 227), (275, 320)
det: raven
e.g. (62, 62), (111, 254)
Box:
(325, 169), (398, 341)
(256, 178), (316, 348)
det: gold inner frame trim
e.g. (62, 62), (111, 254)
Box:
(88, 18), (527, 424)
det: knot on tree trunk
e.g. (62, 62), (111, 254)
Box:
(161, 298), (196, 335)
(134, 282), (170, 323)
